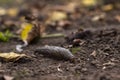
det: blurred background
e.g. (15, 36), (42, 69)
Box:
(0, 0), (120, 34)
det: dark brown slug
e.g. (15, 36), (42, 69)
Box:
(35, 46), (75, 62)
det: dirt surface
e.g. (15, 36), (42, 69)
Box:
(0, 1), (120, 80)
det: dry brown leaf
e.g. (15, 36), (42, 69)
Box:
(0, 52), (29, 62)
(102, 4), (114, 11)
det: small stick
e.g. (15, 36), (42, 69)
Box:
(41, 33), (65, 39)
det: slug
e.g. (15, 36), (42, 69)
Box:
(35, 46), (75, 62)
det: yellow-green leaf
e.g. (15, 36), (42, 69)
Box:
(20, 23), (33, 41)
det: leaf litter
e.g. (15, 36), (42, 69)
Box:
(0, 52), (31, 62)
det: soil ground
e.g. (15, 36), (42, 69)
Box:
(0, 1), (120, 80)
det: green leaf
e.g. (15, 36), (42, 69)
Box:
(0, 32), (7, 41)
(0, 30), (13, 42)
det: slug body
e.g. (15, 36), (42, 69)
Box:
(35, 46), (75, 61)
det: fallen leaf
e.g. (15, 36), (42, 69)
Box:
(20, 23), (33, 41)
(102, 4), (114, 11)
(45, 10), (69, 31)
(0, 52), (29, 62)
(0, 30), (13, 42)
(46, 11), (67, 25)
(50, 11), (67, 21)
(7, 8), (18, 17)
(17, 22), (41, 52)
(20, 21), (41, 44)
(82, 0), (97, 6)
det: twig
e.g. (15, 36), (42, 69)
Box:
(41, 33), (65, 39)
